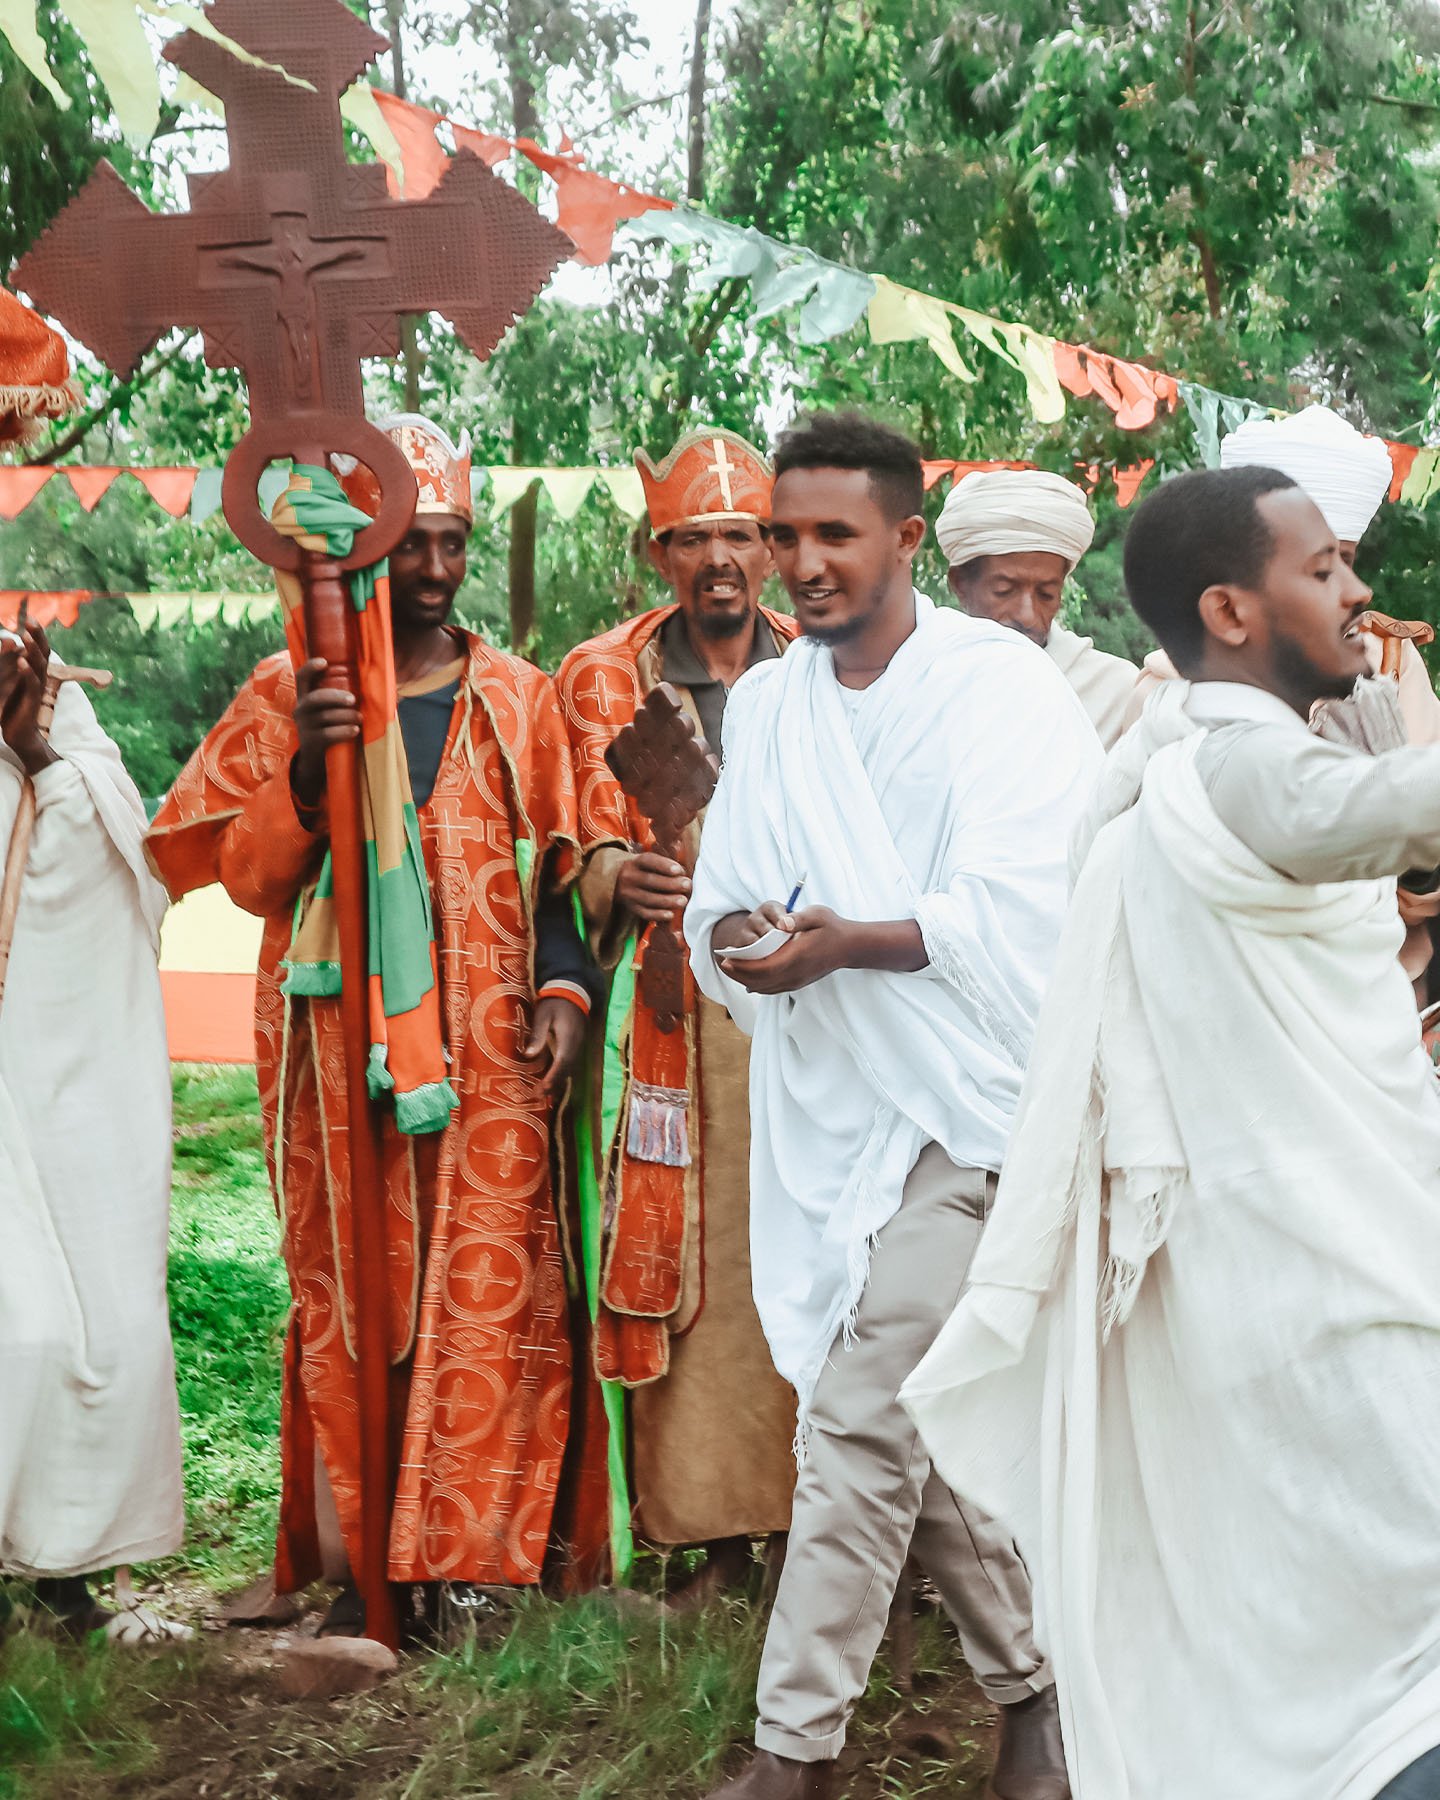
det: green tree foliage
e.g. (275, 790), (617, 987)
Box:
(4, 0), (1440, 792)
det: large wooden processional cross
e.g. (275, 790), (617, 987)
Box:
(15, 0), (572, 1649)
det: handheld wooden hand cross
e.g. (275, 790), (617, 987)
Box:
(604, 683), (720, 1032)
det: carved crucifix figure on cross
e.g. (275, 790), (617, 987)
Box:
(604, 682), (719, 1032)
(14, 0), (572, 1653)
(15, 0), (569, 562)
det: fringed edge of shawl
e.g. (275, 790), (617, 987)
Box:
(392, 1078), (459, 1135)
(366, 1042), (456, 1131)
(1099, 1170), (1184, 1340)
(916, 895), (1029, 1067)
(624, 1081), (691, 1167)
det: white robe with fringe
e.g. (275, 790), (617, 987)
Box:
(685, 593), (1100, 1418)
(0, 680), (182, 1578)
(903, 680), (1440, 1800)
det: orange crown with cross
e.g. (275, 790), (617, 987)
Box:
(634, 426), (773, 536)
(335, 412), (473, 525)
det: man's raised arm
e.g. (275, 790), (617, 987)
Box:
(146, 656), (327, 917)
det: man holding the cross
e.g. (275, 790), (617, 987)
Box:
(148, 413), (605, 1632)
(555, 427), (798, 1603)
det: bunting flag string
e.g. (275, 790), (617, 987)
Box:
(0, 461), (650, 524)
(0, 589), (279, 630)
(339, 91), (1292, 457)
(2, 24), (1435, 482)
(0, 454), (1174, 526)
(359, 93), (1425, 481)
(922, 456), (1158, 507)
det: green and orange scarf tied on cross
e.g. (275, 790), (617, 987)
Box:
(271, 465), (457, 1135)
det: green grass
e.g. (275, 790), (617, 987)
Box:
(1, 1065), (284, 1797)
(164, 1064), (289, 1589)
(1, 1067), (989, 1800)
(0, 1634), (190, 1800)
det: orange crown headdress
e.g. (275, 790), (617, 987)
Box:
(335, 412), (473, 525)
(635, 426), (772, 536)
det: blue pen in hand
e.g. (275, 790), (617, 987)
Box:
(784, 876), (806, 914)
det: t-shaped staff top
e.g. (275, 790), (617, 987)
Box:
(13, 0), (572, 570)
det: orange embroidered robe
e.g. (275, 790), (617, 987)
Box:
(148, 635), (600, 1587)
(556, 603), (798, 1545)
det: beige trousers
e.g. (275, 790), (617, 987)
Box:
(754, 1142), (1049, 1762)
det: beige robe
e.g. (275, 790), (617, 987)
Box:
(1126, 637), (1440, 988)
(1045, 622), (1140, 749)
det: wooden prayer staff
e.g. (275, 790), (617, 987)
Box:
(286, 496), (398, 1649)
(1361, 610), (1436, 678)
(16, 0), (569, 1650)
(0, 653), (113, 1016)
(605, 683), (719, 1032)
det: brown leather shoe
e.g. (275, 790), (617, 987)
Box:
(987, 1685), (1070, 1799)
(703, 1749), (837, 1800)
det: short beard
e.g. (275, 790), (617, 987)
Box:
(1271, 632), (1358, 710)
(691, 605), (750, 641)
(801, 615), (868, 648)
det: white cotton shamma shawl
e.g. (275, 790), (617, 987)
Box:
(0, 677), (181, 1578)
(685, 593), (1101, 1420)
(903, 681), (1440, 1800)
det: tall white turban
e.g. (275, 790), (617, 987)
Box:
(1219, 404), (1392, 542)
(936, 469), (1095, 571)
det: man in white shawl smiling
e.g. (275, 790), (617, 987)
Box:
(686, 412), (1100, 1800)
(938, 467), (1139, 748)
(904, 465), (1440, 1800)
(0, 620), (182, 1638)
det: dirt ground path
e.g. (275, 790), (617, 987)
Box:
(15, 1582), (1000, 1799)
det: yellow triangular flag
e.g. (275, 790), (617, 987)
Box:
(952, 307), (1066, 424)
(57, 0), (158, 144)
(0, 0), (70, 107)
(867, 276), (976, 381)
(487, 468), (543, 519)
(598, 468), (647, 521)
(341, 82), (405, 192)
(539, 469), (598, 521)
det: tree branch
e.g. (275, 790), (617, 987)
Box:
(686, 0), (713, 204)
(24, 333), (197, 467)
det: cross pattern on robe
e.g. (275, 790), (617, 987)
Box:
(13, 0), (572, 427)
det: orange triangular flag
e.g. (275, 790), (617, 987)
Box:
(1386, 442), (1420, 502)
(513, 136), (673, 264)
(452, 122), (512, 167)
(131, 467), (198, 517)
(0, 590), (90, 629)
(1113, 460), (1155, 508)
(0, 466), (53, 519)
(372, 90), (449, 199)
(63, 466), (121, 511)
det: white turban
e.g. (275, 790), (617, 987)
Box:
(936, 469), (1095, 571)
(1219, 404), (1392, 542)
